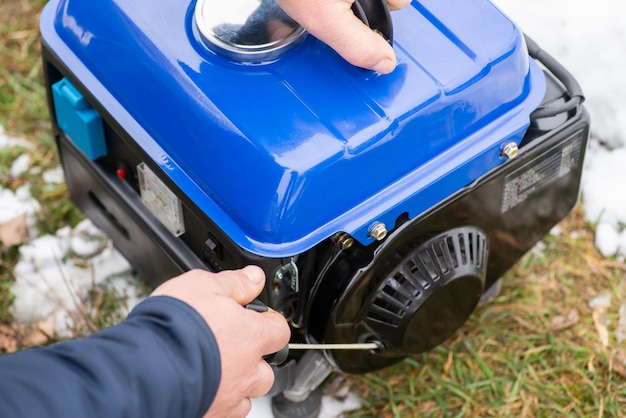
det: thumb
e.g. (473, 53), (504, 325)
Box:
(387, 0), (411, 11)
(215, 265), (266, 305)
(278, 0), (397, 73)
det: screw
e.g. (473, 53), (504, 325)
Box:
(501, 142), (519, 159)
(368, 222), (387, 241)
(336, 233), (354, 250)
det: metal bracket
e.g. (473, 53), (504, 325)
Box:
(274, 257), (299, 292)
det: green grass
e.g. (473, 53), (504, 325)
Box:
(0, 0), (51, 147)
(64, 276), (143, 338)
(1, 0), (625, 415)
(0, 0), (83, 234)
(0, 246), (20, 324)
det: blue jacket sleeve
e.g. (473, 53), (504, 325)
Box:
(0, 296), (221, 418)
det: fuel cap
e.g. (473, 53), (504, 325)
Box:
(194, 0), (306, 62)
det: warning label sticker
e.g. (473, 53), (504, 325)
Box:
(501, 130), (584, 213)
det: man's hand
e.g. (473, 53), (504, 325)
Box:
(150, 266), (290, 418)
(278, 0), (411, 73)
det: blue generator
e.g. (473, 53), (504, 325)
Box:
(41, 0), (589, 413)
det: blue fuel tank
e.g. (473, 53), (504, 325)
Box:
(40, 0), (546, 257)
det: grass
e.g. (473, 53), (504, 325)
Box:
(0, 0), (83, 237)
(1, 0), (624, 416)
(0, 0), (51, 147)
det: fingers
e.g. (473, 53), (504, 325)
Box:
(245, 305), (291, 357)
(207, 266), (266, 305)
(386, 0), (411, 11)
(278, 0), (397, 73)
(213, 268), (290, 353)
(195, 267), (290, 356)
(152, 267), (265, 306)
(221, 398), (251, 418)
(248, 361), (276, 398)
(211, 267), (290, 354)
(151, 267), (289, 353)
(216, 363), (272, 417)
(149, 269), (260, 317)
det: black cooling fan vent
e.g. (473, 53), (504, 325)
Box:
(366, 227), (488, 330)
(321, 226), (488, 373)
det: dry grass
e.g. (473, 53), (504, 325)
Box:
(1, 0), (625, 416)
(0, 0), (50, 145)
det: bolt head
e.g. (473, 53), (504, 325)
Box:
(337, 233), (354, 250)
(368, 222), (387, 241)
(501, 142), (519, 159)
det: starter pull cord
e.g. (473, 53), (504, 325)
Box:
(245, 300), (382, 365)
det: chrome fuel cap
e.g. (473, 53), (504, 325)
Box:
(194, 0), (306, 62)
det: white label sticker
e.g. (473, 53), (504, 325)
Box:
(501, 130), (584, 213)
(137, 162), (185, 237)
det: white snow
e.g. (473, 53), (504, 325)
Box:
(0, 125), (33, 149)
(495, 0), (626, 259)
(9, 154), (31, 179)
(589, 293), (612, 310)
(250, 388), (362, 418)
(1, 0), (625, 416)
(42, 166), (66, 184)
(495, 0), (626, 150)
(0, 185), (41, 225)
(10, 220), (140, 337)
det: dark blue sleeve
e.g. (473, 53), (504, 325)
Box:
(0, 296), (221, 418)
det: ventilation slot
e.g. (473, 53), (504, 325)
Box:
(364, 227), (488, 331)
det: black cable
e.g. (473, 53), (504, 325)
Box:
(524, 34), (585, 119)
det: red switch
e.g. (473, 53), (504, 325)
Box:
(116, 167), (127, 180)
